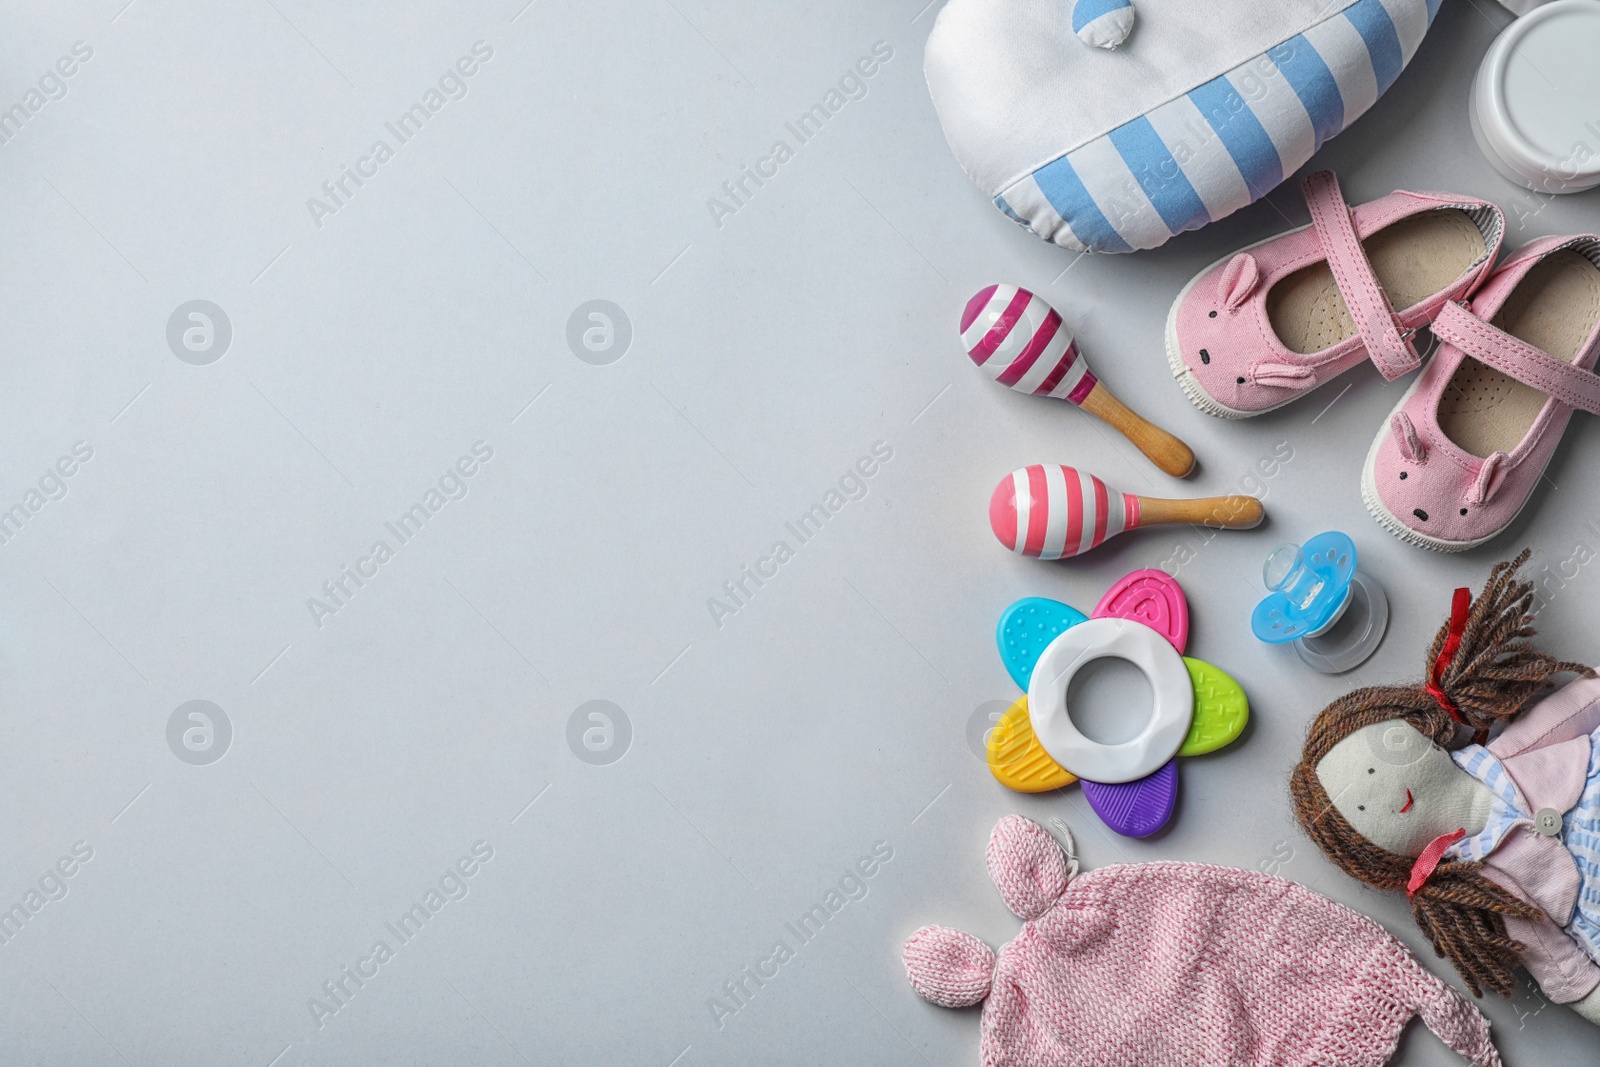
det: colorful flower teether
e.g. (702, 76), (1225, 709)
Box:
(985, 569), (1248, 837)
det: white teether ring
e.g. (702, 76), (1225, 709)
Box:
(1026, 617), (1194, 783)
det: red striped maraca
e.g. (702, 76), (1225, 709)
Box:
(990, 465), (1264, 560)
(962, 285), (1196, 477)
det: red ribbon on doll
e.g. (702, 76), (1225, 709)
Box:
(1425, 587), (1490, 746)
(1425, 587), (1471, 718)
(1408, 828), (1468, 899)
(1408, 587), (1490, 900)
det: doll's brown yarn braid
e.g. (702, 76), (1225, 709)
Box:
(1290, 551), (1593, 998)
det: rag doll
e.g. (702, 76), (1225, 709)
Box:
(1292, 550), (1600, 1021)
(905, 815), (1500, 1066)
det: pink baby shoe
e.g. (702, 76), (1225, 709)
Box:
(1167, 171), (1503, 418)
(1364, 236), (1600, 551)
(904, 815), (1502, 1067)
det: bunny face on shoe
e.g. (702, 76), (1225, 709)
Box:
(1363, 236), (1600, 552)
(1167, 182), (1503, 420)
(1365, 371), (1536, 550)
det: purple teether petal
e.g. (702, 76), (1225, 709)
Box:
(1081, 759), (1178, 838)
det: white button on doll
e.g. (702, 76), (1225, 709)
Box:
(1293, 552), (1600, 1023)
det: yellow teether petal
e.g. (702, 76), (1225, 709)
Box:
(1180, 658), (1248, 757)
(987, 696), (1079, 793)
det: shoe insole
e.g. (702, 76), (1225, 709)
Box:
(1267, 210), (1488, 356)
(1439, 250), (1600, 458)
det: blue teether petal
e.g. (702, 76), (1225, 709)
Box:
(1251, 531), (1358, 644)
(997, 597), (1087, 690)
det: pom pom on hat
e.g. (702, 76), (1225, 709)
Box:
(1073, 0), (1135, 49)
(904, 926), (995, 1007)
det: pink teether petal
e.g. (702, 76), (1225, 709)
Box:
(1092, 569), (1189, 653)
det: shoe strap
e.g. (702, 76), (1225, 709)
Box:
(1302, 171), (1420, 381)
(1431, 299), (1600, 417)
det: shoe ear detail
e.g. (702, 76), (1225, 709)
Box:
(1470, 451), (1508, 505)
(1217, 253), (1260, 310)
(1250, 363), (1315, 387)
(1391, 412), (1427, 463)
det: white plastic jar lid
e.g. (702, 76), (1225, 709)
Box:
(1026, 617), (1194, 784)
(1471, 0), (1600, 194)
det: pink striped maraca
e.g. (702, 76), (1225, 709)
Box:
(990, 465), (1264, 560)
(962, 285), (1196, 477)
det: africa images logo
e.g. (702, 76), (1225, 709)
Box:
(0, 841), (93, 948)
(705, 441), (892, 629)
(305, 41), (494, 229)
(0, 441), (93, 548)
(0, 41), (93, 147)
(165, 301), (232, 365)
(704, 41), (893, 229)
(565, 301), (632, 366)
(305, 841), (494, 1029)
(566, 700), (631, 766)
(166, 701), (232, 765)
(306, 441), (494, 629)
(706, 840), (893, 1030)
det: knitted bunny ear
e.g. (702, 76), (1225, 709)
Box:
(904, 926), (995, 1008)
(986, 814), (1071, 920)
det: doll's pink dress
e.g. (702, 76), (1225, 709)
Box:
(1442, 675), (1600, 1003)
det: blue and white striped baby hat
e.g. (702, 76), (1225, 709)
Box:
(925, 0), (1444, 252)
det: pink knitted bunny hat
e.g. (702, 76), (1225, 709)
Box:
(904, 815), (1501, 1067)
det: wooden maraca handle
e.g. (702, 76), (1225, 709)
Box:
(1078, 382), (1196, 478)
(1135, 494), (1264, 530)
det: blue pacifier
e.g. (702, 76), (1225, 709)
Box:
(1250, 532), (1387, 673)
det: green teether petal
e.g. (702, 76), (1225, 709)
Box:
(1179, 658), (1248, 757)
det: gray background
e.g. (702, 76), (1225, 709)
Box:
(0, 0), (1594, 1064)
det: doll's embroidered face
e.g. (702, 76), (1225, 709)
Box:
(1314, 721), (1478, 858)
